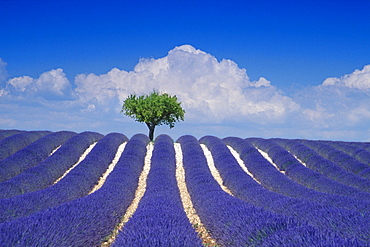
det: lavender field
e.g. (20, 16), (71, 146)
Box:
(0, 129), (370, 246)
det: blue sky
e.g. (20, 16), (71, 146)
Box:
(1, 0), (370, 141)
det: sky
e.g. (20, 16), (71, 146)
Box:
(1, 0), (370, 141)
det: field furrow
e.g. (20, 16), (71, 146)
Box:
(275, 138), (370, 191)
(0, 132), (102, 199)
(302, 139), (370, 180)
(53, 141), (97, 185)
(180, 135), (358, 246)
(0, 134), (148, 246)
(0, 131), (76, 182)
(224, 137), (370, 214)
(202, 136), (370, 242)
(112, 135), (202, 246)
(250, 138), (370, 198)
(0, 133), (126, 223)
(174, 143), (218, 246)
(328, 141), (370, 167)
(0, 130), (370, 246)
(102, 140), (153, 246)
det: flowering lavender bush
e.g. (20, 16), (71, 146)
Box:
(0, 134), (149, 246)
(200, 136), (370, 242)
(303, 140), (370, 179)
(0, 130), (50, 161)
(113, 134), (202, 246)
(0, 131), (103, 199)
(250, 138), (370, 198)
(179, 135), (355, 246)
(0, 129), (368, 246)
(225, 137), (370, 214)
(0, 129), (24, 141)
(0, 132), (127, 223)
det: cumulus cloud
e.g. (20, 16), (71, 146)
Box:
(1, 46), (300, 126)
(74, 45), (300, 123)
(3, 68), (74, 100)
(2, 47), (370, 141)
(347, 106), (370, 124)
(293, 65), (370, 135)
(7, 76), (34, 92)
(322, 65), (370, 89)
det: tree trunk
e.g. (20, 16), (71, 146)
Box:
(146, 123), (155, 141)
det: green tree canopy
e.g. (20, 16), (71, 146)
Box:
(121, 91), (185, 140)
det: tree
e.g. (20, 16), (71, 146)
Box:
(121, 91), (185, 141)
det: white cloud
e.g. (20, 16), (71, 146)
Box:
(8, 76), (34, 92)
(347, 106), (370, 124)
(322, 65), (370, 89)
(302, 104), (334, 128)
(293, 65), (370, 133)
(36, 69), (72, 97)
(2, 48), (370, 141)
(4, 68), (73, 100)
(74, 45), (299, 123)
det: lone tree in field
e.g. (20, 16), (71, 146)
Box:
(121, 91), (185, 141)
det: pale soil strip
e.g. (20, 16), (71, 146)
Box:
(200, 144), (233, 196)
(49, 145), (61, 156)
(174, 143), (219, 247)
(53, 142), (97, 185)
(292, 153), (308, 167)
(256, 148), (286, 174)
(89, 142), (127, 194)
(227, 145), (262, 185)
(101, 142), (153, 247)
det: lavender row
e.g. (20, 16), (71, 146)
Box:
(200, 136), (370, 242)
(0, 129), (24, 141)
(275, 138), (370, 189)
(0, 134), (149, 247)
(0, 131), (103, 199)
(302, 140), (370, 179)
(350, 141), (370, 151)
(224, 137), (370, 214)
(113, 135), (202, 246)
(0, 130), (50, 161)
(0, 133), (127, 223)
(327, 141), (370, 151)
(327, 141), (370, 166)
(0, 131), (76, 182)
(177, 135), (355, 246)
(250, 138), (370, 197)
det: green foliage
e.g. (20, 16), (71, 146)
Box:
(121, 91), (185, 140)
